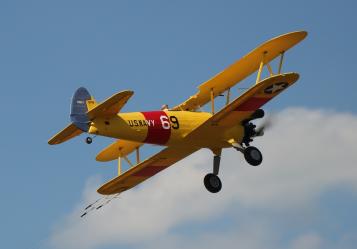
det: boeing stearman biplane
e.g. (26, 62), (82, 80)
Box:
(49, 31), (307, 195)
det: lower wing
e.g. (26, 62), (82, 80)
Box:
(97, 146), (199, 195)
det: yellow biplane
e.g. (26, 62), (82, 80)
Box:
(49, 31), (307, 195)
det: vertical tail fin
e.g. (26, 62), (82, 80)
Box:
(48, 87), (96, 145)
(70, 87), (93, 132)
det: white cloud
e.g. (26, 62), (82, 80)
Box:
(290, 233), (323, 249)
(48, 108), (357, 249)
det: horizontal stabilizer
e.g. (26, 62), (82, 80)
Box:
(87, 90), (134, 120)
(48, 123), (83, 145)
(96, 140), (143, 162)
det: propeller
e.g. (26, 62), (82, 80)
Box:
(242, 110), (276, 146)
(254, 116), (274, 137)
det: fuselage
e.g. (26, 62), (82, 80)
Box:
(88, 110), (244, 148)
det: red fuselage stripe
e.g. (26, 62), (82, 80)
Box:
(235, 97), (271, 111)
(141, 111), (171, 145)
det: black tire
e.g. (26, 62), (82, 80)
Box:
(244, 146), (262, 166)
(204, 173), (222, 193)
(85, 137), (93, 144)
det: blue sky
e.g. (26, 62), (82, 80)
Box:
(0, 1), (356, 249)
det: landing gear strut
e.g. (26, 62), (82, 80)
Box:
(204, 154), (222, 193)
(236, 108), (264, 166)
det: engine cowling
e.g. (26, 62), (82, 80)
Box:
(241, 109), (264, 146)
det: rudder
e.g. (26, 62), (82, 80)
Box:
(70, 87), (91, 132)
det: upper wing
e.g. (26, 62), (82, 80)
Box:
(185, 73), (299, 141)
(172, 31), (307, 111)
(87, 90), (133, 119)
(97, 146), (198, 195)
(96, 139), (143, 162)
(48, 123), (83, 145)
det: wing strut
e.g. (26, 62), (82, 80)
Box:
(118, 157), (122, 175)
(266, 61), (274, 76)
(116, 155), (134, 176)
(255, 50), (288, 85)
(226, 88), (231, 105)
(256, 52), (266, 84)
(117, 146), (141, 176)
(278, 51), (285, 74)
(210, 88), (215, 114)
(123, 156), (133, 168)
(136, 147), (140, 164)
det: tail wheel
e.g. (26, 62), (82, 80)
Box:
(204, 173), (222, 193)
(85, 137), (93, 144)
(244, 146), (262, 166)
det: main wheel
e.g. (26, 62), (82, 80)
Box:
(244, 146), (263, 166)
(85, 137), (93, 144)
(204, 173), (222, 193)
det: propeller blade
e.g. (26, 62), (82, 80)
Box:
(255, 116), (274, 136)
